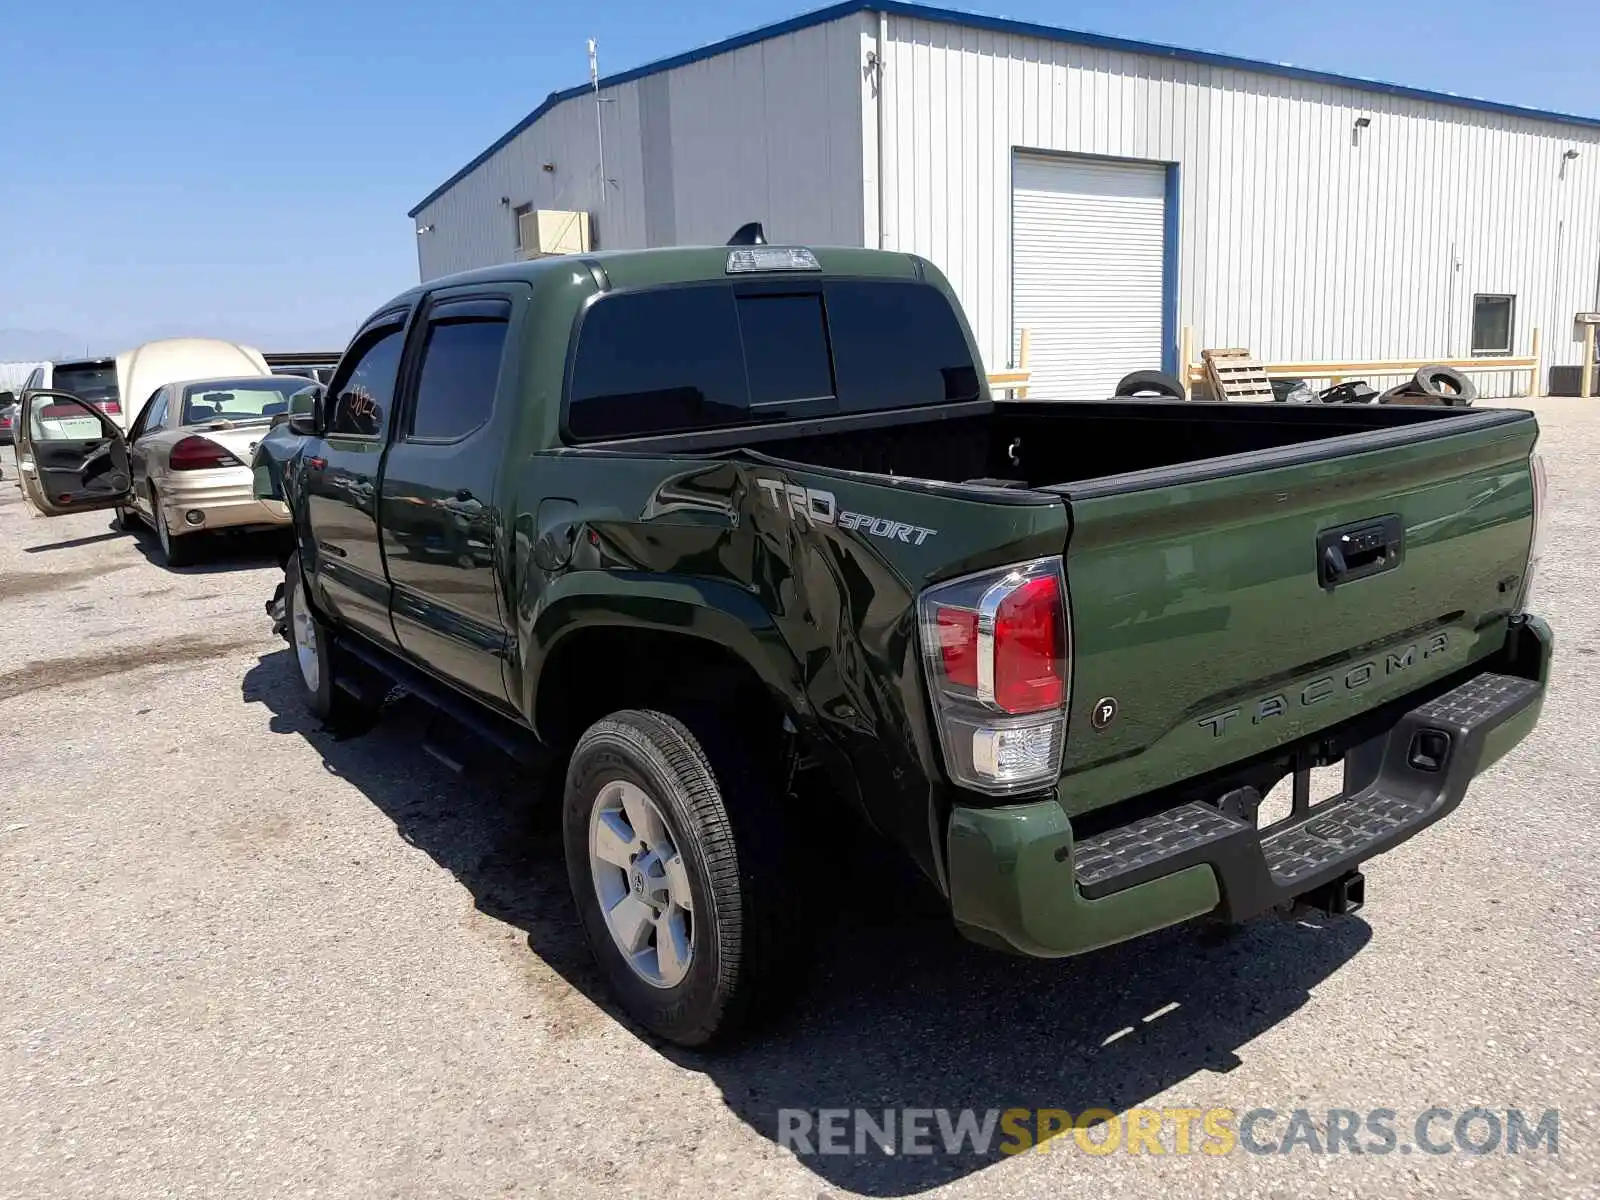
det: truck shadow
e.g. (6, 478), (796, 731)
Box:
(242, 647), (1371, 1197)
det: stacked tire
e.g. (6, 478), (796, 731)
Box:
(1378, 365), (1477, 407)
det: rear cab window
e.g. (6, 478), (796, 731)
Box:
(564, 279), (980, 441)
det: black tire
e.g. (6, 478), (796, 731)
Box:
(563, 708), (794, 1048)
(283, 554), (378, 726)
(1377, 384), (1441, 406)
(1114, 369), (1187, 400)
(150, 488), (198, 567)
(1412, 365), (1477, 405)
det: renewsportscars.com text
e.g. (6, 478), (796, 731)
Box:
(778, 1106), (1560, 1158)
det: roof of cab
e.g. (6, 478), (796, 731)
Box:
(382, 244), (927, 315)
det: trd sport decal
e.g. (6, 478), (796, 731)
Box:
(755, 478), (937, 546)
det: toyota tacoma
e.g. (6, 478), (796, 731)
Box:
(30, 241), (1548, 1047)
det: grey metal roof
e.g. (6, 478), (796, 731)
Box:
(410, 0), (1600, 217)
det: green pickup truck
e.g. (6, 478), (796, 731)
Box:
(19, 241), (1550, 1046)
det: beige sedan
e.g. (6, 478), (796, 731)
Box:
(120, 375), (310, 566)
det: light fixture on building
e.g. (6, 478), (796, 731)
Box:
(542, 162), (556, 173)
(416, 224), (435, 235)
(499, 196), (511, 206)
(1352, 115), (1372, 147)
(1561, 148), (1580, 179)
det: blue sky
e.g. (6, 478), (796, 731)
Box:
(4, 0), (1595, 356)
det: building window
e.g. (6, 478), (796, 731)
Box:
(512, 203), (533, 249)
(1471, 294), (1515, 356)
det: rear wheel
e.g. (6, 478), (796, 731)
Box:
(150, 488), (197, 568)
(563, 708), (795, 1047)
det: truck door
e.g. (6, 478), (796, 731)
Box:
(379, 287), (523, 710)
(301, 310), (410, 646)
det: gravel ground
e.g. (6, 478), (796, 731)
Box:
(1, 401), (1596, 1200)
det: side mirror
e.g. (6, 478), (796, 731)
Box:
(286, 384), (325, 436)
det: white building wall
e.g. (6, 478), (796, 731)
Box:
(879, 14), (1600, 394)
(414, 10), (1600, 397)
(414, 82), (648, 281)
(412, 19), (866, 281)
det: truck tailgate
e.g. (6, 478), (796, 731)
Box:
(1053, 408), (1538, 814)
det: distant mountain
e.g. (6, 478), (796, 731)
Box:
(0, 329), (86, 362)
(0, 323), (356, 363)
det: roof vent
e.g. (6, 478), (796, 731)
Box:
(727, 222), (767, 246)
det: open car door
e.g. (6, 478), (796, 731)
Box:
(16, 390), (133, 516)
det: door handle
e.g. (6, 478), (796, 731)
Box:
(1317, 516), (1403, 589)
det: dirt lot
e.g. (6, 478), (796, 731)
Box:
(1, 402), (1596, 1200)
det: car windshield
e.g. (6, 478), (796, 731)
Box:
(181, 378), (306, 425)
(52, 363), (119, 405)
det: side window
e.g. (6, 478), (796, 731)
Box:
(24, 368), (42, 392)
(567, 286), (746, 439)
(408, 299), (512, 440)
(328, 325), (405, 437)
(128, 389), (162, 441)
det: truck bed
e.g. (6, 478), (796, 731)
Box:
(746, 397), (1498, 495)
(738, 396), (1541, 820)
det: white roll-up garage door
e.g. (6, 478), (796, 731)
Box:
(1011, 154), (1168, 401)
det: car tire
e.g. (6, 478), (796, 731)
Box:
(150, 488), (197, 568)
(283, 553), (378, 726)
(1411, 364), (1477, 406)
(113, 503), (142, 531)
(1114, 369), (1187, 400)
(563, 708), (795, 1048)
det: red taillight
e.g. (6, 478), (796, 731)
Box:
(98, 400), (121, 415)
(169, 435), (242, 471)
(992, 574), (1065, 713)
(919, 557), (1071, 795)
(936, 605), (979, 688)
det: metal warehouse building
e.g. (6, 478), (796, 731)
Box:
(409, 0), (1600, 399)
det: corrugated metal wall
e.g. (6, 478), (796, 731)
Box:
(879, 14), (1600, 395)
(412, 19), (866, 282)
(416, 10), (1600, 398)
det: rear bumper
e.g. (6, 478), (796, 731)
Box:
(946, 614), (1553, 958)
(158, 468), (290, 533)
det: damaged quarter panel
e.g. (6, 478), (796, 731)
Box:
(510, 450), (1068, 882)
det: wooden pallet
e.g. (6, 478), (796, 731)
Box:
(1201, 347), (1275, 402)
